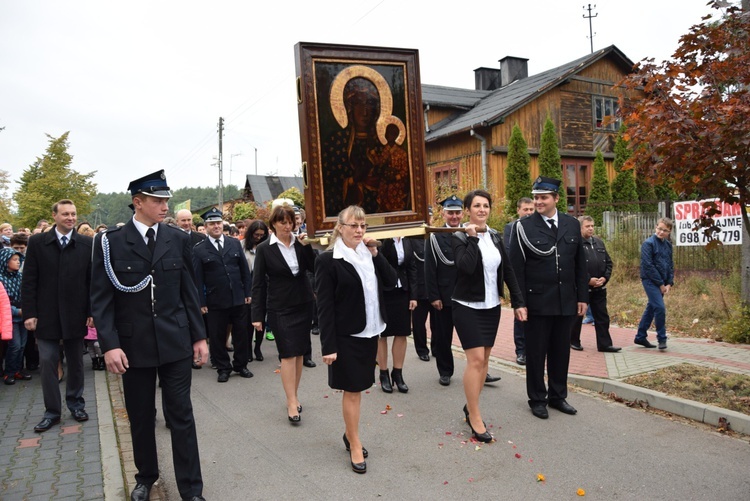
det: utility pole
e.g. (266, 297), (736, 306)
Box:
(254, 147), (258, 175)
(218, 117), (224, 214)
(583, 4), (598, 54)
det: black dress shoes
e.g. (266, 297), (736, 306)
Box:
(72, 409), (89, 422)
(303, 358), (317, 368)
(484, 373), (501, 384)
(439, 375), (451, 386)
(549, 399), (577, 415)
(217, 371), (230, 383)
(516, 354), (526, 365)
(570, 343), (584, 351)
(235, 367), (254, 378)
(34, 417), (61, 432)
(418, 353), (430, 362)
(349, 450), (367, 474)
(130, 483), (151, 501)
(391, 370), (409, 393)
(598, 346), (622, 353)
(530, 403), (549, 419)
(288, 413), (301, 424)
(343, 433), (368, 458)
(634, 338), (656, 348)
(183, 497), (206, 501)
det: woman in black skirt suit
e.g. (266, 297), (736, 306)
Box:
(251, 205), (316, 424)
(452, 189), (526, 442)
(316, 206), (397, 474)
(377, 237), (417, 393)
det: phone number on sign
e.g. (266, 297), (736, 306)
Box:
(678, 229), (742, 245)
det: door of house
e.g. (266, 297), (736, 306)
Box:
(562, 159), (591, 216)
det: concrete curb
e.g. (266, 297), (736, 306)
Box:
(95, 370), (127, 500)
(569, 374), (750, 435)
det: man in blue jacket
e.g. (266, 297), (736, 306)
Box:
(635, 217), (675, 350)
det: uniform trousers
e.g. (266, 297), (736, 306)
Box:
(122, 356), (203, 499)
(570, 288), (614, 350)
(411, 299), (430, 357)
(206, 305), (249, 372)
(37, 338), (85, 419)
(525, 315), (576, 405)
(428, 304), (455, 377)
(513, 318), (525, 356)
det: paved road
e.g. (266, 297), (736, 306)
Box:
(154, 330), (750, 500)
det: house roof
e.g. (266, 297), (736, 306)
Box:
(424, 45), (634, 142)
(244, 174), (304, 203)
(421, 85), (490, 109)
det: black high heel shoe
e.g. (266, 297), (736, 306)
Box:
(463, 404), (492, 443)
(391, 369), (409, 393)
(343, 434), (368, 458)
(349, 449), (367, 474)
(288, 411), (301, 424)
(379, 371), (393, 393)
(297, 405), (302, 413)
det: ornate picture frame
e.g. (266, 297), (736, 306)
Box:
(295, 42), (428, 236)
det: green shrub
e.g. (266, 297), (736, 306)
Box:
(721, 305), (750, 344)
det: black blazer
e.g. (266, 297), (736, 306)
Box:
(424, 230), (458, 304)
(407, 236), (428, 300)
(380, 238), (418, 299)
(250, 237), (316, 322)
(192, 236), (252, 309)
(508, 211), (589, 316)
(90, 220), (206, 367)
(189, 231), (206, 247)
(451, 228), (524, 308)
(22, 227), (93, 340)
(315, 249), (398, 356)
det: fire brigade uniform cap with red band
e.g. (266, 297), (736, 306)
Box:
(127, 170), (172, 198)
(531, 176), (561, 195)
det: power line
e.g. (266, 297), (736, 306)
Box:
(583, 4), (598, 54)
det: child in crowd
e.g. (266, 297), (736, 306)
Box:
(0, 248), (31, 384)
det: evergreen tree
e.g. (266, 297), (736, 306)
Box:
(610, 124), (639, 212)
(504, 124), (532, 216)
(636, 164), (658, 212)
(14, 132), (97, 228)
(538, 117), (566, 212)
(0, 170), (13, 224)
(585, 150), (613, 226)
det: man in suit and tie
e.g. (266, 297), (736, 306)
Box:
(22, 199), (93, 433)
(90, 170), (207, 501)
(176, 208), (206, 247)
(509, 176), (588, 419)
(193, 207), (253, 383)
(503, 197), (535, 366)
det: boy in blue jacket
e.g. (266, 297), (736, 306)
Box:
(635, 217), (674, 350)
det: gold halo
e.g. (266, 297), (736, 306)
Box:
(330, 65), (396, 145)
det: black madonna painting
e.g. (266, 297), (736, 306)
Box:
(295, 43), (427, 236)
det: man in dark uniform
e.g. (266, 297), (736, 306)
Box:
(503, 197), (535, 365)
(509, 176), (588, 419)
(569, 215), (621, 353)
(193, 207), (253, 383)
(425, 195), (502, 386)
(90, 171), (207, 501)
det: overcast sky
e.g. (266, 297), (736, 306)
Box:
(0, 0), (720, 198)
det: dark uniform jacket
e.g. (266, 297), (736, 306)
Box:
(451, 228), (524, 308)
(192, 236), (252, 309)
(250, 237), (316, 322)
(424, 230), (457, 304)
(90, 220), (206, 367)
(380, 238), (418, 299)
(22, 227), (92, 340)
(315, 249), (397, 356)
(509, 211), (588, 316)
(408, 236), (428, 300)
(582, 236), (613, 291)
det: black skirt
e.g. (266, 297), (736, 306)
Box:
(266, 302), (313, 358)
(328, 335), (378, 392)
(452, 302), (501, 350)
(381, 288), (410, 337)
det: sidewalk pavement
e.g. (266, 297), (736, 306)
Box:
(1, 312), (748, 500)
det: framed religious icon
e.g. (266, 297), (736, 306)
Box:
(295, 42), (428, 237)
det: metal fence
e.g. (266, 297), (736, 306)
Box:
(598, 203), (741, 273)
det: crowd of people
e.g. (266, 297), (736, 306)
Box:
(0, 170), (676, 498)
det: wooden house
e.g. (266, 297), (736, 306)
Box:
(422, 44), (640, 215)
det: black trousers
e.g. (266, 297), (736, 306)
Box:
(206, 305), (249, 372)
(525, 315), (576, 405)
(428, 304), (455, 377)
(411, 299), (430, 357)
(570, 288), (614, 350)
(122, 357), (203, 499)
(37, 338), (85, 419)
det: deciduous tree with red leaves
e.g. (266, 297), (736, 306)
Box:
(619, 0), (750, 302)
